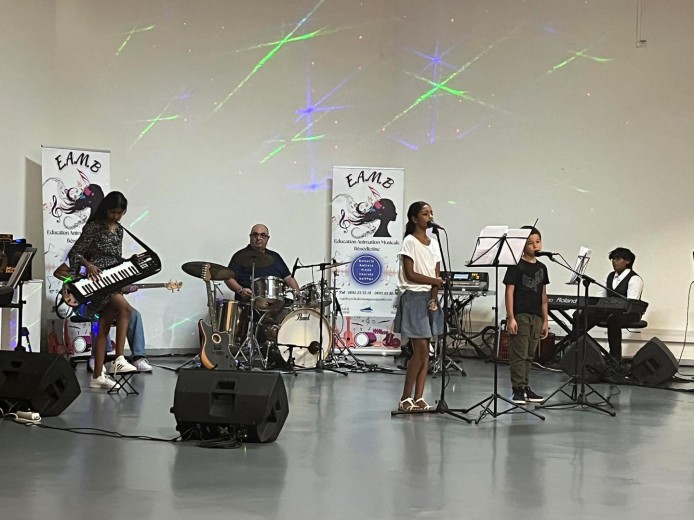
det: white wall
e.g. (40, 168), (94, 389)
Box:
(2, 1), (693, 354)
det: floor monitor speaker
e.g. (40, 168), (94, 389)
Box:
(171, 369), (288, 443)
(630, 337), (678, 386)
(0, 351), (80, 416)
(559, 335), (606, 383)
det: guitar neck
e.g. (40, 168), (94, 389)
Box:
(133, 283), (169, 289)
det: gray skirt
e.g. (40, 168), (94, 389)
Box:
(393, 290), (444, 339)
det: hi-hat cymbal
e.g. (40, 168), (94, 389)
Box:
(181, 261), (235, 281)
(231, 249), (274, 268)
(320, 260), (351, 270)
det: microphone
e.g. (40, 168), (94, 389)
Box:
(427, 221), (445, 230)
(535, 251), (556, 258)
(291, 257), (299, 278)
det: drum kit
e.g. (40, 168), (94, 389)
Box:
(182, 252), (353, 373)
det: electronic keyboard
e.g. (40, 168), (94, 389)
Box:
(65, 251), (161, 304)
(547, 295), (648, 315)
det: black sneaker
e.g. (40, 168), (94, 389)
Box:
(525, 387), (544, 403)
(511, 387), (527, 404)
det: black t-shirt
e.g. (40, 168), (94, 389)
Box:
(228, 245), (290, 289)
(503, 259), (549, 317)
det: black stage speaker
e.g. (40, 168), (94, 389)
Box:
(0, 352), (80, 416)
(171, 370), (289, 443)
(630, 337), (678, 386)
(559, 335), (606, 383)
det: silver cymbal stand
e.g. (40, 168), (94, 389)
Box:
(237, 261), (267, 370)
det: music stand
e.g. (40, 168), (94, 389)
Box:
(0, 247), (36, 352)
(536, 252), (617, 416)
(460, 227), (545, 423)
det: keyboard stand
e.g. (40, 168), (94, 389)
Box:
(108, 372), (139, 395)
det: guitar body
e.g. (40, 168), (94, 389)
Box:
(198, 319), (236, 370)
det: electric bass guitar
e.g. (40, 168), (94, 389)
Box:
(198, 264), (236, 370)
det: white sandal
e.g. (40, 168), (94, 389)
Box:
(398, 397), (419, 412)
(415, 398), (434, 411)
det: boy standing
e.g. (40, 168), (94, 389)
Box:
(503, 226), (549, 404)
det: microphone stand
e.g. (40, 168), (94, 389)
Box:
(396, 227), (472, 422)
(292, 261), (347, 376)
(536, 253), (619, 416)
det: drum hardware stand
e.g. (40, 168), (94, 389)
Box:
(328, 271), (370, 372)
(535, 255), (615, 416)
(460, 227), (545, 423)
(273, 343), (299, 376)
(236, 261), (268, 370)
(292, 260), (348, 376)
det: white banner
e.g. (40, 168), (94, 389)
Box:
(331, 166), (404, 351)
(41, 146), (110, 312)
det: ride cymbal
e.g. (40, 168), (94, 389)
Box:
(181, 261), (235, 281)
(231, 249), (274, 268)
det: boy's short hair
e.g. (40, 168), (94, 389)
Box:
(521, 225), (541, 239)
(609, 247), (635, 268)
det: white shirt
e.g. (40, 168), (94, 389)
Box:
(598, 268), (643, 299)
(397, 234), (441, 292)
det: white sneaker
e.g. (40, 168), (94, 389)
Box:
(88, 358), (109, 373)
(133, 358), (153, 373)
(89, 374), (120, 390)
(110, 355), (138, 375)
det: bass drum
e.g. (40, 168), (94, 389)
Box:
(276, 308), (332, 368)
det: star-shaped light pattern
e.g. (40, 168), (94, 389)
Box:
(116, 24), (156, 56)
(412, 40), (459, 144)
(547, 46), (611, 74)
(383, 35), (506, 141)
(261, 71), (353, 165)
(212, 0), (327, 114)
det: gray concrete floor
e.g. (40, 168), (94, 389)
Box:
(2, 356), (694, 520)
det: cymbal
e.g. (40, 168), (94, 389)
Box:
(181, 261), (235, 281)
(320, 260), (351, 270)
(231, 249), (274, 269)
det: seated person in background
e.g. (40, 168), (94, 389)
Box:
(53, 263), (153, 372)
(224, 223), (300, 299)
(580, 247), (644, 362)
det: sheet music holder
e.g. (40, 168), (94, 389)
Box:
(468, 226), (530, 268)
(567, 246), (592, 285)
(0, 247), (37, 351)
(0, 248), (36, 295)
(462, 227), (545, 422)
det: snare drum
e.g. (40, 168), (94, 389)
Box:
(252, 276), (286, 311)
(300, 281), (332, 309)
(216, 299), (250, 345)
(276, 308), (332, 368)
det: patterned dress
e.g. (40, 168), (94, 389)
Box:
(68, 221), (124, 318)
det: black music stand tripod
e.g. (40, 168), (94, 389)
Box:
(536, 254), (616, 416)
(461, 227), (545, 423)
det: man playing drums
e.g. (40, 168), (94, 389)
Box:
(224, 224), (300, 307)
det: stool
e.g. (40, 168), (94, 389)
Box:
(596, 319), (648, 330)
(108, 371), (139, 395)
